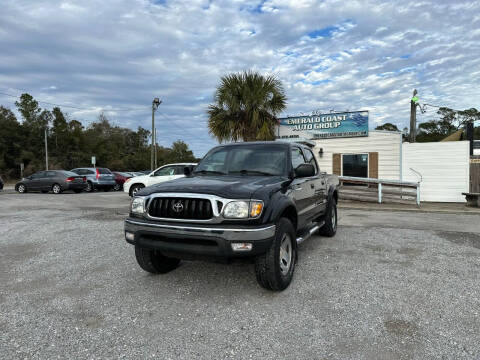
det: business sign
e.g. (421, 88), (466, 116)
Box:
(276, 111), (369, 140)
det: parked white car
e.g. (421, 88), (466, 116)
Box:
(124, 163), (196, 196)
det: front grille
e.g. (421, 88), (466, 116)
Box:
(147, 197), (213, 220)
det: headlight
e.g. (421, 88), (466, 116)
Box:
(131, 197), (145, 214)
(223, 201), (263, 219)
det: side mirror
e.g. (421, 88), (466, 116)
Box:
(295, 163), (315, 178)
(184, 165), (195, 176)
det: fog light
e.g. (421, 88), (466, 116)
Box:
(125, 231), (135, 241)
(231, 243), (252, 251)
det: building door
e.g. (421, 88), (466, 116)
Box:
(342, 154), (368, 178)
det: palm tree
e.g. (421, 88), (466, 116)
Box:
(207, 71), (287, 142)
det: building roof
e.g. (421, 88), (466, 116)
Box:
(440, 129), (464, 142)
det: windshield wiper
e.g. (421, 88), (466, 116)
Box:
(193, 170), (227, 175)
(230, 170), (275, 176)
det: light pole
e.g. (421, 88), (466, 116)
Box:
(44, 128), (49, 170)
(151, 97), (161, 171)
(410, 89), (419, 143)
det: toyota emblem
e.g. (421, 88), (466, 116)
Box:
(172, 201), (184, 213)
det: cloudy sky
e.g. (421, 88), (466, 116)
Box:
(1, 0), (479, 156)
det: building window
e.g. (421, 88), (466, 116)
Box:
(342, 154), (368, 178)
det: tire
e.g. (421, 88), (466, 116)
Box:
(113, 183), (121, 191)
(130, 184), (145, 197)
(85, 181), (94, 192)
(134, 246), (180, 274)
(74, 189), (83, 193)
(319, 199), (337, 237)
(17, 184), (27, 193)
(254, 217), (296, 291)
(52, 183), (62, 194)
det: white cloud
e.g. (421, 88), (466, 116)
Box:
(0, 0), (479, 155)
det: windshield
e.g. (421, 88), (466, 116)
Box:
(194, 145), (287, 176)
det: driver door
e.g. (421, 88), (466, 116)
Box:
(289, 147), (316, 228)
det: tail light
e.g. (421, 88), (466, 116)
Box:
(82, 177), (86, 182)
(66, 177), (75, 182)
(96, 168), (100, 179)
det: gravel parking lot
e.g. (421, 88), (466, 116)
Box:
(1, 191), (479, 359)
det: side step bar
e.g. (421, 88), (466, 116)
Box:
(296, 220), (325, 244)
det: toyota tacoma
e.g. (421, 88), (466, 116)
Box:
(124, 141), (339, 291)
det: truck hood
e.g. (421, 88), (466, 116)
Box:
(137, 175), (289, 199)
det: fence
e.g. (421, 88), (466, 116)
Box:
(339, 176), (420, 205)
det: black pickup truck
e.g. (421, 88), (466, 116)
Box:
(124, 141), (339, 291)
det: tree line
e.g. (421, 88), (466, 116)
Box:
(0, 93), (198, 180)
(375, 107), (480, 141)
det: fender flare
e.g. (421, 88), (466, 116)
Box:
(326, 186), (338, 209)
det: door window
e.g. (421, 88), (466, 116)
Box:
(31, 171), (46, 179)
(174, 166), (186, 175)
(154, 166), (175, 176)
(45, 171), (57, 177)
(342, 154), (368, 177)
(303, 149), (318, 174)
(291, 148), (306, 170)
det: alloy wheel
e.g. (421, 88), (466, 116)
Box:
(18, 184), (25, 193)
(279, 234), (292, 276)
(331, 204), (337, 230)
(53, 184), (61, 194)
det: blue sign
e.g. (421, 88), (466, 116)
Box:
(277, 111), (369, 139)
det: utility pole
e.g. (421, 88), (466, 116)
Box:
(151, 98), (161, 171)
(154, 128), (158, 168)
(44, 128), (49, 170)
(410, 89), (419, 142)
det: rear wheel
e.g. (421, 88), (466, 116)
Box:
(134, 247), (180, 274)
(85, 181), (94, 192)
(319, 199), (337, 237)
(52, 184), (62, 194)
(254, 217), (296, 291)
(17, 184), (27, 193)
(130, 184), (145, 197)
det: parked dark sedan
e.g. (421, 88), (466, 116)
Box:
(0, 175), (4, 191)
(15, 170), (87, 194)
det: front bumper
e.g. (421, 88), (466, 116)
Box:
(124, 218), (276, 259)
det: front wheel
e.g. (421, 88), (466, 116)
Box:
(135, 247), (180, 274)
(113, 183), (121, 191)
(52, 184), (62, 194)
(17, 184), (27, 193)
(130, 184), (145, 197)
(254, 217), (296, 291)
(319, 199), (337, 237)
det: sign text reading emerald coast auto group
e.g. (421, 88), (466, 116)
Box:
(276, 111), (369, 139)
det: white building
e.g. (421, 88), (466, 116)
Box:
(277, 112), (470, 202)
